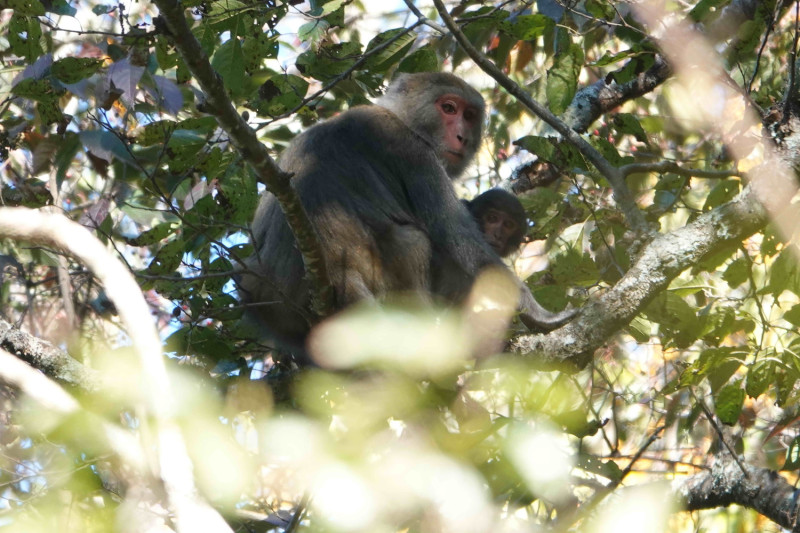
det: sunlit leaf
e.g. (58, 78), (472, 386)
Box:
(51, 57), (103, 84)
(714, 382), (744, 425)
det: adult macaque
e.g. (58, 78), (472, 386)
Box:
(239, 73), (574, 355)
(466, 189), (527, 258)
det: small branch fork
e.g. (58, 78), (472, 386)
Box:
(152, 0), (334, 317)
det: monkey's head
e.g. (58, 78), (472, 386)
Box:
(379, 72), (485, 178)
(467, 189), (527, 258)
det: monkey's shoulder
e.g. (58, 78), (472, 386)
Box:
(301, 105), (418, 145)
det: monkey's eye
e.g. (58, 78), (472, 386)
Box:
(486, 213), (499, 223)
(464, 108), (478, 122)
(440, 101), (458, 114)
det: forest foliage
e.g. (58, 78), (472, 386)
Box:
(1, 0), (800, 531)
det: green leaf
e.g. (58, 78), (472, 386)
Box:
(714, 382), (744, 425)
(54, 133), (81, 184)
(12, 78), (61, 102)
(8, 14), (44, 61)
(592, 137), (632, 166)
(745, 359), (774, 399)
(241, 32), (278, 72)
(127, 222), (178, 246)
(46, 0), (75, 15)
(137, 120), (178, 147)
(783, 435), (800, 470)
(514, 136), (555, 161)
(584, 0), (616, 21)
(51, 57), (103, 84)
(765, 248), (800, 296)
(167, 130), (209, 173)
(186, 326), (233, 361)
(577, 453), (623, 482)
(703, 180), (740, 211)
(785, 305), (800, 326)
(722, 257), (749, 287)
(296, 42), (361, 81)
(298, 19), (330, 43)
(0, 0), (45, 16)
(80, 130), (138, 166)
(92, 4), (114, 14)
(211, 39), (246, 96)
(498, 14), (551, 40)
(364, 28), (416, 72)
(612, 113), (648, 144)
(318, 0), (344, 15)
(397, 45), (439, 73)
(589, 49), (638, 67)
(255, 74), (309, 117)
(37, 100), (65, 126)
(689, 0), (728, 22)
(145, 239), (185, 275)
(547, 43), (583, 115)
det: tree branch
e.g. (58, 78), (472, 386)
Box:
(562, 56), (671, 133)
(152, 0), (333, 316)
(674, 455), (800, 531)
(0, 317), (100, 391)
(511, 184), (769, 368)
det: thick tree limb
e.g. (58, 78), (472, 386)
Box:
(0, 316), (100, 391)
(511, 184), (769, 367)
(675, 455), (800, 531)
(151, 0), (333, 316)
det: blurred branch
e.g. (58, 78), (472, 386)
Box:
(675, 454), (800, 531)
(0, 208), (232, 533)
(0, 316), (100, 391)
(48, 172), (77, 332)
(0, 347), (145, 470)
(554, 425), (666, 530)
(431, 0), (651, 236)
(151, 0), (334, 317)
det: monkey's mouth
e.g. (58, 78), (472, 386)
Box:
(444, 150), (464, 162)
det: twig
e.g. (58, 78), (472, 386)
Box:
(285, 492), (311, 533)
(620, 160), (743, 179)
(152, 0), (334, 317)
(402, 0), (447, 34)
(690, 388), (750, 479)
(784, 0), (800, 122)
(552, 425), (666, 531)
